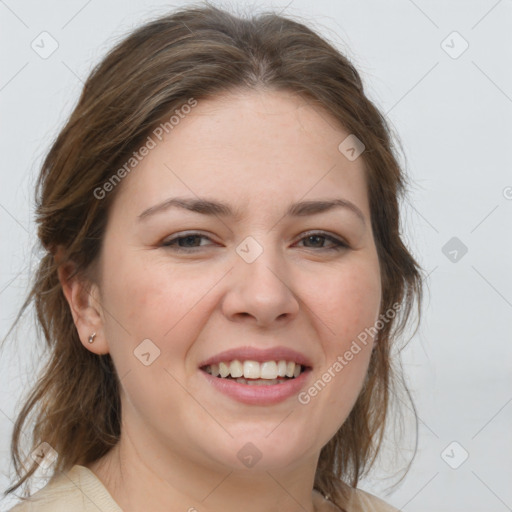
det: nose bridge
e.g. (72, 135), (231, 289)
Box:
(223, 233), (299, 324)
(236, 233), (288, 294)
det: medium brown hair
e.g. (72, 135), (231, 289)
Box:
(3, 3), (423, 507)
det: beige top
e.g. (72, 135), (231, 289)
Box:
(7, 465), (401, 511)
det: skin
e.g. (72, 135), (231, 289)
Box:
(59, 89), (382, 512)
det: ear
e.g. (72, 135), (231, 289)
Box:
(56, 254), (110, 355)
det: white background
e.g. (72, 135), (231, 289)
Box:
(1, 1), (511, 511)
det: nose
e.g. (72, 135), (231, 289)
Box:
(221, 241), (300, 327)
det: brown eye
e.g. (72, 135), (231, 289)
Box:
(296, 232), (349, 251)
(162, 233), (213, 252)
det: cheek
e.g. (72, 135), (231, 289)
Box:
(99, 249), (218, 367)
(314, 257), (382, 343)
(97, 255), (209, 428)
(309, 258), (380, 413)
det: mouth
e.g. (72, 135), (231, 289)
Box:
(198, 346), (313, 404)
(200, 360), (310, 386)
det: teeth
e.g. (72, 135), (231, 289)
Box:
(243, 360), (260, 379)
(260, 361), (277, 379)
(204, 359), (304, 380)
(230, 360), (243, 378)
(218, 362), (229, 378)
(235, 377), (287, 385)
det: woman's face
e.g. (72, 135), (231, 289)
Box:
(89, 89), (381, 473)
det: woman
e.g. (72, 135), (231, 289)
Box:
(4, 4), (423, 511)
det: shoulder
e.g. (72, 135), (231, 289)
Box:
(6, 465), (122, 512)
(350, 487), (402, 512)
(330, 479), (402, 512)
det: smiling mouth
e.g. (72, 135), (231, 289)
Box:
(201, 360), (309, 385)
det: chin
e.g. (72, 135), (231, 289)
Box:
(204, 431), (316, 473)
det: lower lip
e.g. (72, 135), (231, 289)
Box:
(200, 369), (312, 405)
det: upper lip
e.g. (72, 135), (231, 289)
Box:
(198, 346), (313, 368)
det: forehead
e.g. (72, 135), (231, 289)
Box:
(110, 89), (370, 222)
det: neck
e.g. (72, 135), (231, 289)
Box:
(87, 429), (327, 512)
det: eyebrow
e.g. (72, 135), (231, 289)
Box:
(137, 197), (366, 225)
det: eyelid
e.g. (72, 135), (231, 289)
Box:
(161, 230), (350, 252)
(161, 231), (216, 247)
(297, 230), (350, 248)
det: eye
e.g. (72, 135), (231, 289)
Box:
(162, 233), (214, 252)
(294, 231), (349, 251)
(161, 231), (349, 253)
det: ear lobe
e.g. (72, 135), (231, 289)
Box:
(57, 258), (109, 355)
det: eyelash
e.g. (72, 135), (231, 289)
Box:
(161, 231), (349, 253)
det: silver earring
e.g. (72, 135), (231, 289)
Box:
(88, 332), (96, 344)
